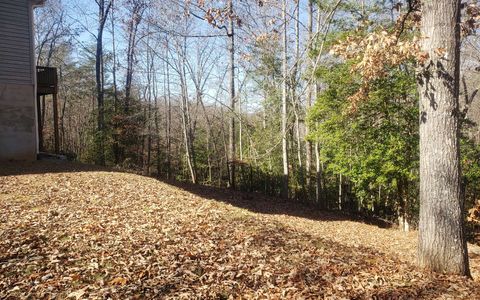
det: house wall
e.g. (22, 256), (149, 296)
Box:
(0, 0), (37, 160)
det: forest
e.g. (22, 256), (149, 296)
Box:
(4, 0), (478, 296)
(36, 0), (480, 236)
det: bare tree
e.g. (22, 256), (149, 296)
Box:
(305, 0), (314, 190)
(281, 0), (289, 199)
(227, 0), (237, 189)
(124, 0), (147, 113)
(94, 0), (113, 165)
(172, 33), (197, 183)
(164, 37), (173, 179)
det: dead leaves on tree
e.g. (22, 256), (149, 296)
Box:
(329, 1), (480, 111)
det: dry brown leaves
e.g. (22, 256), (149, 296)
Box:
(330, 30), (420, 111)
(469, 201), (480, 225)
(1, 161), (479, 299)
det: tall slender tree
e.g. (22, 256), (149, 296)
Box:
(164, 37), (172, 180)
(94, 0), (113, 166)
(124, 0), (147, 113)
(305, 0), (314, 190)
(281, 0), (289, 199)
(227, 0), (237, 189)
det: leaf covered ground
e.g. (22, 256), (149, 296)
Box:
(1, 161), (480, 299)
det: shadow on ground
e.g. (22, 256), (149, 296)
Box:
(0, 160), (393, 228)
(163, 179), (395, 228)
(0, 160), (108, 176)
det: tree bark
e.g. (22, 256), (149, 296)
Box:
(95, 0), (112, 165)
(338, 173), (342, 210)
(144, 31), (153, 176)
(281, 0), (289, 199)
(165, 38), (172, 180)
(305, 0), (313, 189)
(177, 36), (197, 184)
(417, 0), (470, 276)
(228, 0), (236, 190)
(293, 0), (302, 176)
(239, 96), (243, 162)
(152, 52), (161, 178)
(124, 1), (145, 114)
(111, 0), (121, 164)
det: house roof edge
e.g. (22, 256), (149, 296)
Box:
(31, 0), (46, 7)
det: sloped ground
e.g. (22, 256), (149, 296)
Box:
(0, 161), (479, 299)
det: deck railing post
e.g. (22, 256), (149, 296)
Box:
(53, 93), (59, 154)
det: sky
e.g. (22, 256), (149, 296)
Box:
(34, 0), (366, 112)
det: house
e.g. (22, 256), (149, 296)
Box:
(0, 0), (45, 161)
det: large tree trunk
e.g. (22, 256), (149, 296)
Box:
(417, 0), (470, 276)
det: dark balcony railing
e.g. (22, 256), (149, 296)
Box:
(36, 66), (57, 95)
(36, 66), (59, 153)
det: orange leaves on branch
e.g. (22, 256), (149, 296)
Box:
(328, 2), (426, 109)
(331, 31), (419, 84)
(205, 8), (224, 25)
(255, 32), (278, 44)
(194, 0), (242, 29)
(330, 1), (480, 110)
(330, 30), (420, 110)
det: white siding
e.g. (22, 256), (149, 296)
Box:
(0, 0), (32, 85)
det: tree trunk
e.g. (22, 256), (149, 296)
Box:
(95, 1), (108, 165)
(228, 0), (236, 190)
(239, 96), (243, 162)
(111, 0), (120, 164)
(153, 58), (161, 178)
(305, 0), (314, 189)
(315, 141), (323, 207)
(281, 0), (289, 199)
(397, 179), (409, 232)
(144, 34), (152, 176)
(124, 2), (144, 114)
(417, 0), (470, 276)
(178, 37), (196, 184)
(165, 38), (172, 180)
(338, 173), (342, 211)
(293, 0), (303, 188)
